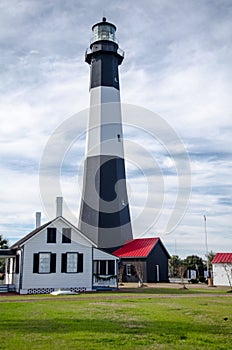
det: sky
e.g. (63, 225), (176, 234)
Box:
(0, 0), (232, 258)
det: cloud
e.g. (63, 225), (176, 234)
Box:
(0, 0), (231, 257)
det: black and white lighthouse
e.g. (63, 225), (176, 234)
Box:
(79, 18), (133, 249)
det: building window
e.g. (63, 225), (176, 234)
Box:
(47, 228), (56, 243)
(94, 260), (115, 275)
(67, 253), (78, 273)
(62, 228), (71, 243)
(39, 253), (50, 273)
(126, 264), (132, 276)
(99, 260), (106, 275)
(108, 260), (115, 275)
(61, 253), (83, 273)
(33, 253), (56, 274)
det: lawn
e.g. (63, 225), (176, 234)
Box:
(0, 289), (231, 350)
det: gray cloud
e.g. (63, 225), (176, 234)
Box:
(0, 0), (231, 256)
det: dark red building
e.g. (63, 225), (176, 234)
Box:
(113, 238), (170, 283)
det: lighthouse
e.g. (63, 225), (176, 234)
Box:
(79, 18), (133, 249)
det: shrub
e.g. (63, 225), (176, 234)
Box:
(199, 276), (207, 283)
(189, 278), (199, 284)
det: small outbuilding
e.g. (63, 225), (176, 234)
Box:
(113, 238), (170, 283)
(212, 253), (232, 287)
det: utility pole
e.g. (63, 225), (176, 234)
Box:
(204, 215), (209, 277)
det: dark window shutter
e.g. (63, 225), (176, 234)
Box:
(61, 253), (67, 273)
(108, 260), (115, 275)
(15, 255), (20, 274)
(33, 253), (39, 273)
(78, 253), (83, 273)
(50, 253), (56, 273)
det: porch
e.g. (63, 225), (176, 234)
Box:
(92, 274), (118, 290)
(0, 282), (15, 293)
(0, 249), (17, 292)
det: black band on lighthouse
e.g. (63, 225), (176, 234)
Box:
(90, 52), (120, 90)
(80, 155), (131, 229)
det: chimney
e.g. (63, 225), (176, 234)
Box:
(56, 197), (63, 217)
(36, 212), (41, 228)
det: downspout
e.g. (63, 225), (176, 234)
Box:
(91, 247), (94, 290)
(116, 259), (119, 289)
(19, 248), (24, 292)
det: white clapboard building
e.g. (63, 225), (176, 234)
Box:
(212, 253), (232, 287)
(1, 198), (118, 294)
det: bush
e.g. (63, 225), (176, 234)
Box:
(189, 278), (199, 284)
(199, 276), (207, 283)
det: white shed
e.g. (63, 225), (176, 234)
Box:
(212, 253), (232, 287)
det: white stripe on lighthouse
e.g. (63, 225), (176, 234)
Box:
(86, 86), (124, 158)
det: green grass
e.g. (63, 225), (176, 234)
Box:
(0, 284), (229, 302)
(0, 291), (231, 349)
(117, 286), (228, 294)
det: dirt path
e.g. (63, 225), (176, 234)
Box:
(0, 283), (231, 302)
(0, 292), (231, 303)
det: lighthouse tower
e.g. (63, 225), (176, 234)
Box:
(79, 18), (133, 249)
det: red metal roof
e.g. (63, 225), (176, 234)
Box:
(113, 238), (159, 258)
(212, 253), (232, 264)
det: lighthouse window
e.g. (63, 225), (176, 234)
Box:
(117, 134), (121, 142)
(93, 24), (116, 43)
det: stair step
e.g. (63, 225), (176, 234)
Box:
(0, 285), (8, 292)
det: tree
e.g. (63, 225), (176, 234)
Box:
(206, 251), (216, 277)
(184, 255), (205, 278)
(118, 263), (125, 285)
(222, 264), (232, 291)
(178, 264), (188, 289)
(0, 234), (9, 249)
(169, 255), (182, 278)
(0, 234), (9, 274)
(133, 261), (145, 286)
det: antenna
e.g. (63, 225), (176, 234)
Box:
(102, 10), (106, 21)
(204, 215), (209, 277)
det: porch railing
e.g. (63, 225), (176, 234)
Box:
(93, 275), (117, 287)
